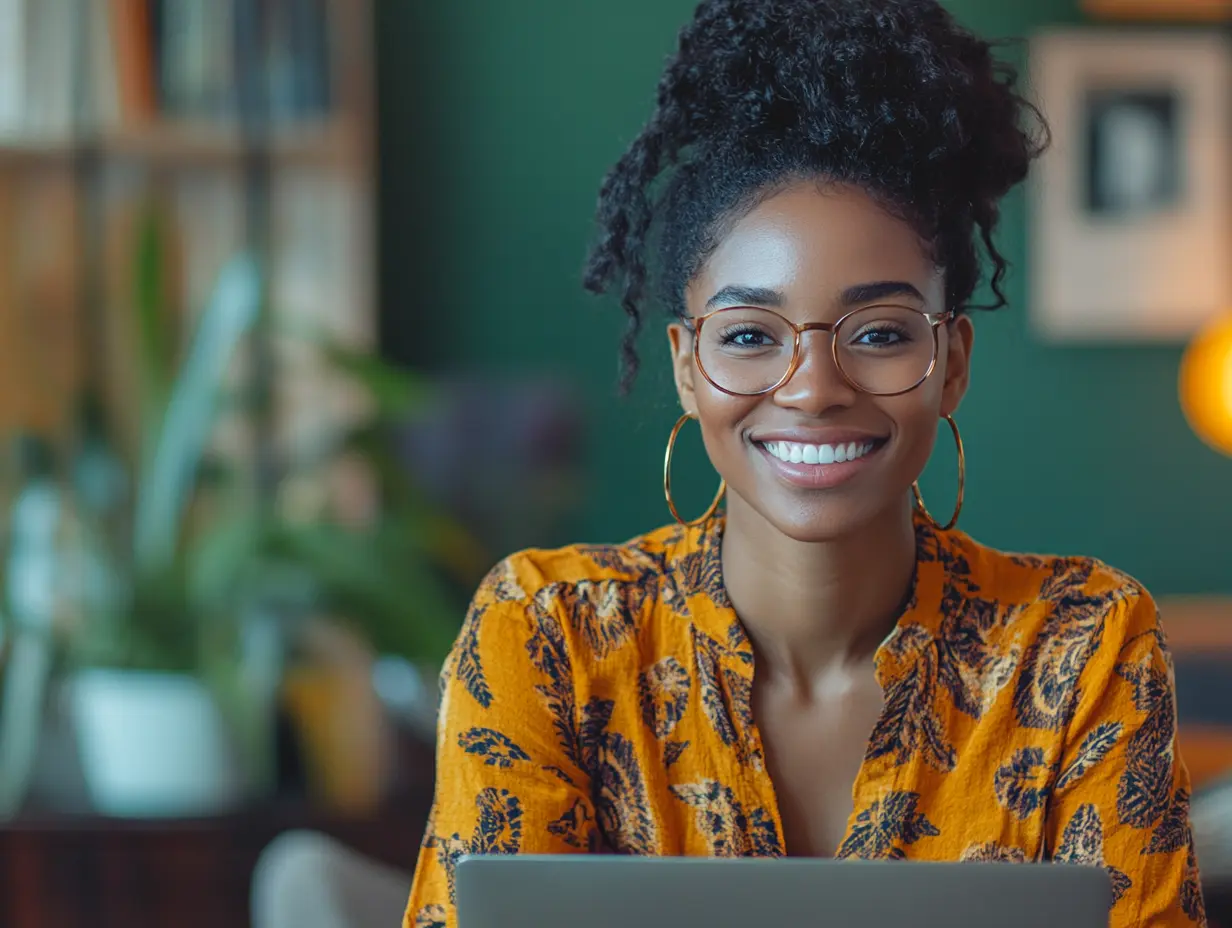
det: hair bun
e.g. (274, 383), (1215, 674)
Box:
(670, 0), (1044, 203)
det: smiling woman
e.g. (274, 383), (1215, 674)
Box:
(663, 184), (970, 540)
(403, 3), (1206, 928)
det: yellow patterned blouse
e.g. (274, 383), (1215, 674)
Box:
(405, 513), (1206, 928)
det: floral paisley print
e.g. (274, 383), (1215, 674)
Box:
(406, 512), (1205, 927)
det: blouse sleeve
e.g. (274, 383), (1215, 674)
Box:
(1046, 587), (1207, 928)
(403, 561), (597, 928)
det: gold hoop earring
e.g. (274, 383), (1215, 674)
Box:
(664, 413), (726, 527)
(912, 414), (965, 532)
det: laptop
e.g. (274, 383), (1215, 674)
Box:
(455, 854), (1112, 928)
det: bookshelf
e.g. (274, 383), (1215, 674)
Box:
(0, 0), (376, 479)
(0, 122), (355, 166)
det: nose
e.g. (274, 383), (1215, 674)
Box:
(771, 329), (858, 414)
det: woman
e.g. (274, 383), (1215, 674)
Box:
(405, 2), (1205, 926)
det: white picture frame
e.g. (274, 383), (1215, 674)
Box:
(1082, 0), (1232, 21)
(1028, 31), (1232, 341)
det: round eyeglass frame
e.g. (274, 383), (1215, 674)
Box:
(686, 304), (956, 398)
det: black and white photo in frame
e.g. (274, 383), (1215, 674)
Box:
(1029, 31), (1232, 340)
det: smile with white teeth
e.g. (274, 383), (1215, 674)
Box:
(761, 440), (877, 465)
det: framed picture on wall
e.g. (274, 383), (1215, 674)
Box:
(1082, 0), (1232, 20)
(1028, 31), (1232, 341)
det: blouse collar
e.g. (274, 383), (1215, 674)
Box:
(671, 509), (950, 684)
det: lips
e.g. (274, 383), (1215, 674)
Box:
(751, 434), (888, 490)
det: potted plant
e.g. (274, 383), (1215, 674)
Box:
(50, 207), (472, 817)
(53, 213), (263, 816)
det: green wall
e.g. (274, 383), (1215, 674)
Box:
(377, 0), (1231, 596)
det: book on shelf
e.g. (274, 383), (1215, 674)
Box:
(0, 0), (334, 144)
(0, 169), (81, 437)
(0, 0), (371, 462)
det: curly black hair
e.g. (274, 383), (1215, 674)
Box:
(583, 0), (1048, 393)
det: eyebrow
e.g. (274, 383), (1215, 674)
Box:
(704, 280), (926, 311)
(840, 281), (926, 306)
(705, 285), (784, 310)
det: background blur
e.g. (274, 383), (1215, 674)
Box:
(0, 1), (1228, 927)
(380, 0), (1232, 588)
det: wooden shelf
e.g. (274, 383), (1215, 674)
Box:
(1160, 596), (1232, 653)
(0, 793), (431, 928)
(0, 120), (354, 167)
(0, 0), (376, 452)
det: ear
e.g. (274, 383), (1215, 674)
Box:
(939, 315), (974, 418)
(667, 322), (698, 415)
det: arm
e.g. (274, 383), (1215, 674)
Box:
(1047, 587), (1206, 928)
(404, 561), (597, 928)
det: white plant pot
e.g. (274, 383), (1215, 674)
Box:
(69, 669), (241, 818)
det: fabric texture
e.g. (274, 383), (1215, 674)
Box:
(405, 512), (1206, 928)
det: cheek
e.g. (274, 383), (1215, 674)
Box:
(693, 392), (759, 467)
(882, 389), (946, 473)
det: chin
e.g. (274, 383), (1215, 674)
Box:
(725, 437), (910, 542)
(741, 492), (897, 544)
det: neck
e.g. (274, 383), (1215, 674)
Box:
(720, 495), (918, 694)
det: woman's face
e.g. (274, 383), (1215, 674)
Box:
(668, 180), (974, 542)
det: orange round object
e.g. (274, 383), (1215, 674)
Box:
(1179, 313), (1232, 456)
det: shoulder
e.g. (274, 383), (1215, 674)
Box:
(442, 524), (698, 710)
(453, 522), (696, 669)
(944, 526), (1155, 633)
(942, 528), (1164, 722)
(941, 527), (1163, 729)
(473, 522), (692, 606)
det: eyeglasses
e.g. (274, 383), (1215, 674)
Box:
(686, 304), (955, 397)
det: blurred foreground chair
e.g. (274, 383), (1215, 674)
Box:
(252, 830), (411, 928)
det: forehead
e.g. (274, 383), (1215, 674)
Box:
(690, 181), (943, 309)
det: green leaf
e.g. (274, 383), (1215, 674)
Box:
(124, 563), (199, 673)
(134, 205), (172, 468)
(318, 341), (435, 419)
(183, 509), (264, 616)
(270, 522), (462, 662)
(133, 254), (261, 576)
